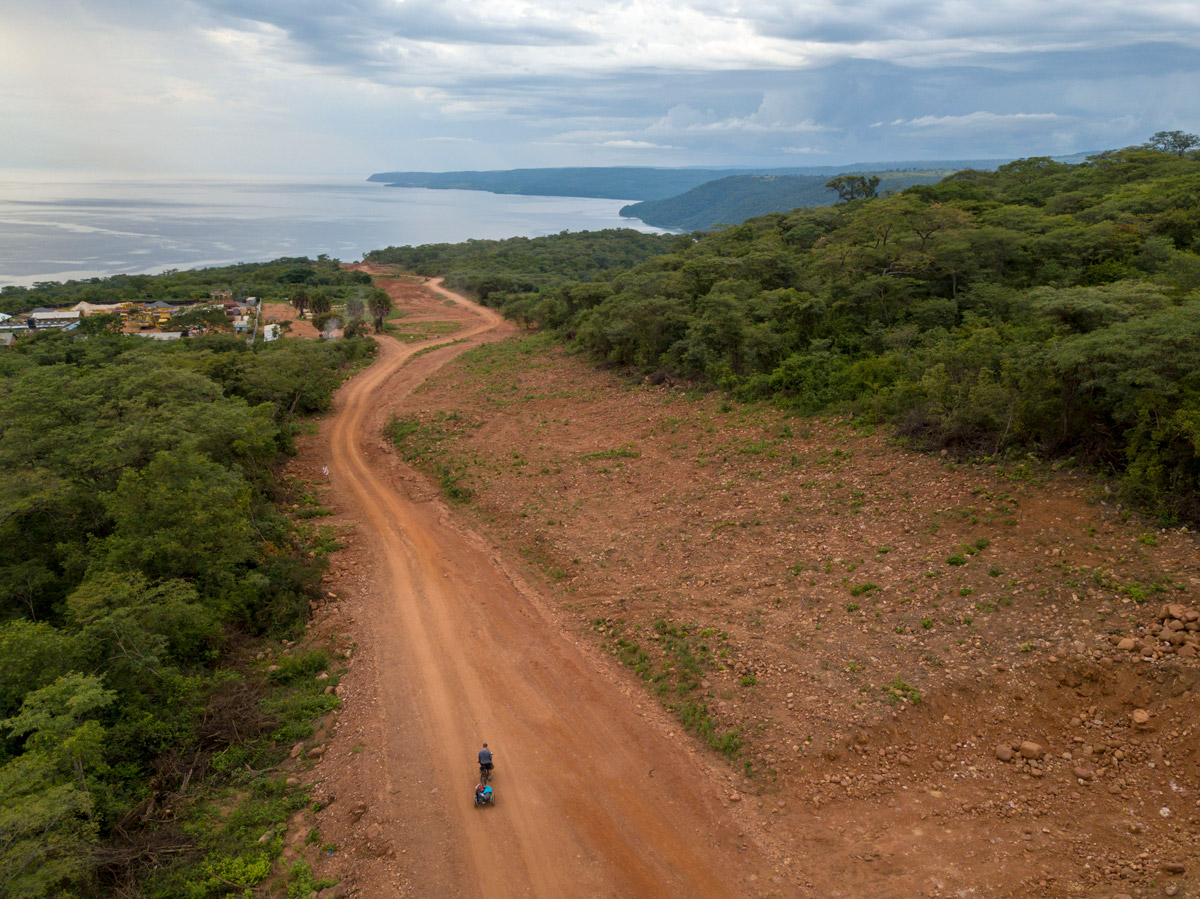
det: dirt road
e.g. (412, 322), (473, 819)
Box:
(309, 276), (782, 897)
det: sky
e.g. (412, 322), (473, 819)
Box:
(1, 0), (1198, 177)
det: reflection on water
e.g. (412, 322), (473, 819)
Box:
(0, 175), (662, 286)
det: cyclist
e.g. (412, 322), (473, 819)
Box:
(478, 743), (494, 781)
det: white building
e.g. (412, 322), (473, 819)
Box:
(29, 308), (81, 328)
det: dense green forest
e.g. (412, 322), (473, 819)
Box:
(363, 228), (676, 302)
(618, 170), (953, 231)
(0, 261), (375, 896)
(379, 144), (1200, 523)
(0, 256), (372, 317)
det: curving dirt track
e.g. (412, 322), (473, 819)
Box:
(311, 276), (780, 898)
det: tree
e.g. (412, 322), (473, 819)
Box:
(167, 305), (231, 333)
(289, 289), (309, 318)
(0, 674), (116, 898)
(826, 175), (881, 203)
(307, 290), (331, 317)
(367, 288), (393, 334)
(74, 313), (122, 337)
(1144, 130), (1200, 156)
(96, 448), (255, 589)
(0, 621), (78, 718)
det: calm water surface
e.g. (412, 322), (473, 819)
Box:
(0, 175), (662, 287)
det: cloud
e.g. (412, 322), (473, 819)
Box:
(646, 101), (830, 137)
(895, 111), (1065, 129)
(600, 140), (682, 149)
(2, 1), (1198, 174)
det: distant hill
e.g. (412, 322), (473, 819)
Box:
(619, 170), (955, 231)
(365, 159), (1022, 203)
(367, 167), (741, 201)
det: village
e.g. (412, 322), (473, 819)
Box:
(0, 288), (284, 346)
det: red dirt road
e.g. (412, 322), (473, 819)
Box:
(308, 277), (781, 897)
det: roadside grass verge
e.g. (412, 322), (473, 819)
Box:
(591, 617), (742, 760)
(134, 644), (344, 899)
(385, 411), (478, 503)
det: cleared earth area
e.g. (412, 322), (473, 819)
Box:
(294, 272), (1199, 899)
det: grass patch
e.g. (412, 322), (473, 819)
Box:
(580, 444), (641, 461)
(384, 319), (463, 342)
(882, 678), (922, 705)
(591, 617), (741, 758)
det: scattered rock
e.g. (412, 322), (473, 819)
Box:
(1019, 741), (1044, 760)
(996, 745), (1014, 762)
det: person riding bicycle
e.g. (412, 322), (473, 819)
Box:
(478, 743), (494, 778)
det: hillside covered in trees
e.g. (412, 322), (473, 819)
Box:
(376, 143), (1200, 523)
(617, 170), (953, 231)
(363, 228), (676, 301)
(0, 261), (374, 896)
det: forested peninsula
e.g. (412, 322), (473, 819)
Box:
(366, 143), (1200, 523)
(618, 170), (953, 231)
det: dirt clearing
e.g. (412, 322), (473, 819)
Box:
(292, 271), (1200, 899)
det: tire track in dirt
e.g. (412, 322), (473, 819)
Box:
(320, 277), (779, 897)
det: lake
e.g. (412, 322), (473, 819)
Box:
(0, 174), (664, 287)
